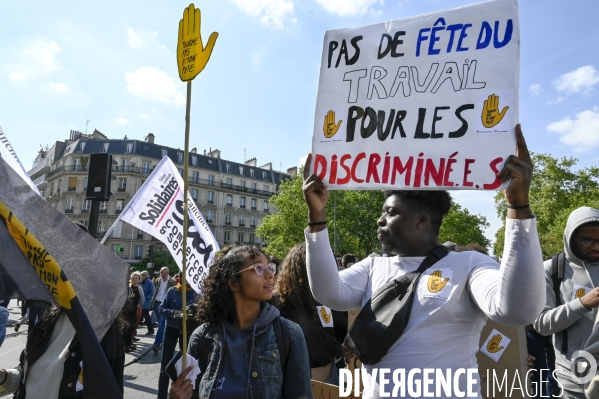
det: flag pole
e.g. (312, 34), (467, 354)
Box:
(181, 80), (192, 370)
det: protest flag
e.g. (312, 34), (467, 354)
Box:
(0, 156), (129, 398)
(0, 125), (40, 195)
(101, 155), (219, 295)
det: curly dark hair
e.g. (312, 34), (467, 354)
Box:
(275, 242), (315, 308)
(195, 245), (265, 325)
(383, 190), (451, 228)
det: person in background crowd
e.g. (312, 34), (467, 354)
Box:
(533, 207), (599, 398)
(122, 271), (144, 352)
(300, 125), (546, 399)
(275, 242), (346, 384)
(140, 271), (155, 335)
(335, 257), (343, 271)
(187, 245), (312, 399)
(156, 282), (198, 399)
(0, 222), (125, 398)
(268, 255), (281, 277)
(0, 304), (8, 348)
(150, 267), (176, 354)
(341, 253), (359, 269)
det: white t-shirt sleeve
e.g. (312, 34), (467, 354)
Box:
(468, 217), (546, 326)
(305, 227), (369, 311)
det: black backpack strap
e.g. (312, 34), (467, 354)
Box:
(551, 252), (568, 354)
(416, 245), (449, 273)
(273, 317), (291, 395)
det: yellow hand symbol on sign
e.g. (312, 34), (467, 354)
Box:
(481, 94), (509, 128)
(487, 334), (505, 353)
(323, 110), (342, 138)
(320, 307), (331, 324)
(427, 270), (449, 293)
(177, 4), (219, 82)
(575, 287), (586, 299)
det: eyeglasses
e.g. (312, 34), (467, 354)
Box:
(234, 263), (276, 276)
(576, 236), (599, 247)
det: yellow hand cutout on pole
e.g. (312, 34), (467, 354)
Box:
(427, 270), (449, 293)
(177, 3), (218, 81)
(575, 287), (586, 299)
(487, 334), (505, 353)
(323, 110), (342, 138)
(481, 94), (509, 128)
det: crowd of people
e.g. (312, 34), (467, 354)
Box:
(1, 126), (599, 399)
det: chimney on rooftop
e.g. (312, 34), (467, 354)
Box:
(207, 149), (221, 158)
(287, 166), (298, 175)
(191, 147), (197, 153)
(145, 133), (155, 144)
(245, 157), (257, 167)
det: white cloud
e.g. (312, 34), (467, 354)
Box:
(124, 67), (185, 105)
(553, 65), (599, 95)
(229, 0), (294, 29)
(114, 114), (129, 125)
(547, 97), (563, 105)
(48, 82), (68, 93)
(140, 113), (150, 119)
(9, 38), (62, 81)
(529, 83), (542, 96)
(314, 0), (383, 17)
(547, 107), (599, 150)
(127, 27), (143, 49)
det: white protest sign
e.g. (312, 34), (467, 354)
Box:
(0, 126), (40, 195)
(311, 0), (519, 190)
(105, 156), (219, 293)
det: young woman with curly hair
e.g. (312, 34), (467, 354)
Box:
(187, 245), (312, 399)
(275, 242), (347, 384)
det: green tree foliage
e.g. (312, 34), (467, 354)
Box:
(493, 154), (599, 258)
(258, 172), (490, 259)
(439, 202), (490, 249)
(138, 248), (179, 276)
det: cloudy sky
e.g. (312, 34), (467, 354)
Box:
(2, 0), (599, 246)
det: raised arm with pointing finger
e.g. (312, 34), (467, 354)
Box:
(302, 124), (545, 399)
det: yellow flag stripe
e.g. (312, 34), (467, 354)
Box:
(0, 200), (76, 309)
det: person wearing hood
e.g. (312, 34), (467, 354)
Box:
(533, 206), (599, 398)
(187, 245), (312, 399)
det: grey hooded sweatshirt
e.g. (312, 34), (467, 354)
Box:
(533, 206), (599, 394)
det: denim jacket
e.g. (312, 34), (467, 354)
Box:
(188, 317), (313, 399)
(158, 287), (198, 329)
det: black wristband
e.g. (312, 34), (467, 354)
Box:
(507, 204), (530, 209)
(307, 220), (327, 226)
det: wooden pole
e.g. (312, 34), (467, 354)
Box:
(181, 80), (192, 369)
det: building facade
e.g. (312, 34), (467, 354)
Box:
(28, 130), (293, 263)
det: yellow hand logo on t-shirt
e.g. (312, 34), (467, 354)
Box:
(320, 307), (331, 324)
(575, 287), (586, 299)
(427, 270), (450, 293)
(487, 334), (505, 353)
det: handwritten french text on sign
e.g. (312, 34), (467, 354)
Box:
(117, 156), (219, 293)
(311, 0), (519, 190)
(177, 3), (218, 81)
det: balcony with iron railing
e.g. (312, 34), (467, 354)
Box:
(65, 208), (74, 214)
(99, 209), (107, 214)
(187, 177), (275, 197)
(47, 164), (156, 179)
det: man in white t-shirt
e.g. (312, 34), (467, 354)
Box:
(302, 125), (546, 399)
(150, 267), (176, 353)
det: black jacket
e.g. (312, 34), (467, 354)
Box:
(14, 309), (124, 399)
